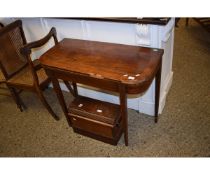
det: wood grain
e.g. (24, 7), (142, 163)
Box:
(40, 38), (163, 94)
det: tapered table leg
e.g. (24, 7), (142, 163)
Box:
(63, 81), (78, 98)
(119, 84), (128, 146)
(186, 18), (189, 26)
(51, 77), (72, 126)
(72, 82), (78, 97)
(155, 63), (162, 123)
(63, 81), (76, 97)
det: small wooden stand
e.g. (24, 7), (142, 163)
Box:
(68, 96), (123, 145)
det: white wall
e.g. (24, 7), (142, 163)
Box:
(0, 18), (175, 116)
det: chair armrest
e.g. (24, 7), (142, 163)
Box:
(20, 27), (58, 56)
(33, 59), (42, 70)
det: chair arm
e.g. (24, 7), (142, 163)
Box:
(20, 27), (58, 56)
(33, 59), (42, 70)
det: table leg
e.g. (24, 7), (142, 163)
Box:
(72, 82), (78, 97)
(119, 84), (128, 146)
(63, 81), (76, 97)
(186, 18), (189, 26)
(51, 77), (72, 126)
(63, 81), (78, 97)
(155, 64), (162, 123)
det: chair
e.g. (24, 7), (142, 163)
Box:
(0, 21), (26, 111)
(0, 20), (76, 120)
(0, 22), (22, 102)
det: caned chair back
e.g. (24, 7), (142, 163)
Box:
(0, 22), (4, 82)
(0, 20), (27, 79)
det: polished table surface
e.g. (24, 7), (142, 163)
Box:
(40, 38), (163, 94)
(40, 38), (164, 146)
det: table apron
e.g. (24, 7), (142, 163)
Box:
(45, 68), (120, 93)
(44, 67), (153, 94)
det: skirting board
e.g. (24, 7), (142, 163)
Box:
(53, 71), (173, 116)
(159, 71), (173, 114)
(137, 71), (173, 116)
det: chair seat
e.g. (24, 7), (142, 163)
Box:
(7, 65), (49, 87)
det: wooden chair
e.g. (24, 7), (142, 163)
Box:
(0, 22), (22, 101)
(0, 20), (76, 120)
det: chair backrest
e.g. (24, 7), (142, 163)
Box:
(0, 22), (5, 83)
(0, 20), (28, 79)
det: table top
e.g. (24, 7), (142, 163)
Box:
(40, 38), (163, 87)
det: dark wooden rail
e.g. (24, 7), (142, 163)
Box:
(50, 17), (171, 26)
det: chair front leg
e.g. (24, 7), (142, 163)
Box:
(7, 86), (24, 112)
(36, 87), (60, 121)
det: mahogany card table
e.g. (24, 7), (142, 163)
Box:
(40, 38), (164, 146)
